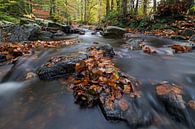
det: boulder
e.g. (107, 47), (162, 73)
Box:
(35, 31), (53, 41)
(0, 55), (6, 63)
(181, 29), (195, 37)
(171, 35), (187, 41)
(155, 83), (195, 128)
(190, 35), (195, 43)
(36, 54), (88, 80)
(101, 26), (126, 38)
(7, 23), (41, 42)
(125, 39), (144, 50)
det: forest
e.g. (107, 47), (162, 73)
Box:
(0, 0), (194, 24)
(0, 1), (195, 129)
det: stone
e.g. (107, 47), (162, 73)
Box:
(181, 29), (195, 37)
(155, 83), (194, 128)
(171, 35), (187, 41)
(36, 54), (88, 80)
(7, 23), (41, 42)
(190, 35), (195, 43)
(101, 26), (126, 38)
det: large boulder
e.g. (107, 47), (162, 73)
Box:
(101, 26), (126, 38)
(7, 23), (41, 42)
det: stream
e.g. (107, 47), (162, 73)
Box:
(0, 31), (195, 129)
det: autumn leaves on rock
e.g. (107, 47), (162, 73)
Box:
(73, 46), (140, 109)
(0, 39), (78, 65)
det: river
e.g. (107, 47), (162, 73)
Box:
(0, 31), (195, 129)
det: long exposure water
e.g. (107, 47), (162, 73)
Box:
(0, 31), (195, 129)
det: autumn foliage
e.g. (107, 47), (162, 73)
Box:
(72, 46), (140, 110)
(157, 1), (188, 16)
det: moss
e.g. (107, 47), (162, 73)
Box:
(0, 12), (20, 23)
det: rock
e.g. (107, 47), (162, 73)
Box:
(98, 44), (115, 57)
(190, 35), (195, 43)
(48, 22), (72, 33)
(0, 55), (6, 63)
(125, 39), (144, 50)
(36, 54), (88, 80)
(181, 29), (195, 37)
(155, 83), (194, 128)
(31, 31), (53, 41)
(53, 30), (65, 37)
(7, 23), (41, 42)
(20, 18), (35, 25)
(88, 44), (115, 58)
(169, 44), (192, 53)
(101, 26), (126, 38)
(171, 35), (187, 41)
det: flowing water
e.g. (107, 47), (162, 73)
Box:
(0, 31), (195, 129)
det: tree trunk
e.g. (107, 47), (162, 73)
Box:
(84, 0), (87, 23)
(98, 0), (102, 23)
(116, 0), (120, 14)
(122, 0), (127, 16)
(143, 0), (147, 15)
(106, 0), (110, 16)
(134, 0), (139, 15)
(130, 0), (135, 13)
(81, 0), (84, 22)
(111, 0), (114, 10)
(50, 0), (56, 16)
(153, 0), (156, 12)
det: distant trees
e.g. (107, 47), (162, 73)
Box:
(0, 0), (194, 24)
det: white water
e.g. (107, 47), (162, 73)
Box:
(0, 82), (27, 95)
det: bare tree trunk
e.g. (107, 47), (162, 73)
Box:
(81, 0), (84, 22)
(116, 0), (120, 13)
(84, 0), (87, 23)
(111, 0), (114, 10)
(130, 0), (135, 14)
(143, 0), (147, 15)
(106, 0), (110, 16)
(153, 0), (157, 12)
(122, 0), (127, 16)
(98, 0), (102, 23)
(50, 0), (56, 16)
(134, 0), (139, 15)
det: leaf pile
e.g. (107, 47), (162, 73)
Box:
(31, 39), (78, 48)
(72, 47), (140, 110)
(0, 39), (78, 65)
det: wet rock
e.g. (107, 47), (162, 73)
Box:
(171, 35), (187, 41)
(0, 55), (6, 63)
(97, 44), (115, 57)
(181, 29), (195, 37)
(35, 31), (53, 41)
(36, 54), (88, 80)
(125, 39), (144, 50)
(155, 83), (194, 127)
(190, 35), (195, 43)
(7, 23), (41, 42)
(169, 44), (192, 53)
(101, 26), (126, 38)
